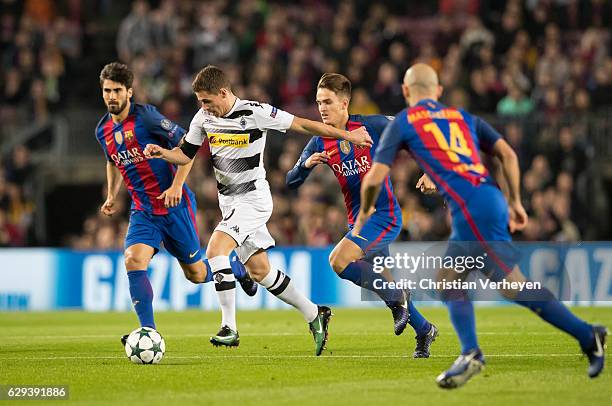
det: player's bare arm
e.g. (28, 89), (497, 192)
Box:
(491, 138), (528, 232)
(353, 162), (390, 235)
(157, 159), (195, 208)
(488, 156), (510, 199)
(289, 116), (373, 148)
(101, 161), (123, 216)
(143, 144), (192, 165)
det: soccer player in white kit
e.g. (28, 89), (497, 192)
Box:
(144, 65), (373, 355)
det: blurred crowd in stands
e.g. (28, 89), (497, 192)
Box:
(0, 145), (35, 246)
(1, 0), (611, 247)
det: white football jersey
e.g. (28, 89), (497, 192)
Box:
(185, 98), (294, 199)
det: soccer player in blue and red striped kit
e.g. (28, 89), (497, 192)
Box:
(356, 63), (607, 388)
(95, 62), (256, 343)
(286, 73), (438, 357)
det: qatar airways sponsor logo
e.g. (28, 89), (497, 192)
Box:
(111, 147), (145, 166)
(330, 155), (371, 177)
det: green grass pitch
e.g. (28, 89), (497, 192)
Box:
(0, 307), (610, 405)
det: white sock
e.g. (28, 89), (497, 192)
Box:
(209, 256), (237, 331)
(260, 269), (318, 322)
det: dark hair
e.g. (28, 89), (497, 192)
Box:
(99, 62), (134, 89)
(317, 73), (352, 99)
(192, 65), (232, 94)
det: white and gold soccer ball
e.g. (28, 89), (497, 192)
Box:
(124, 327), (165, 364)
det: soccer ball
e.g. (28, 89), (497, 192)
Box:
(124, 327), (165, 364)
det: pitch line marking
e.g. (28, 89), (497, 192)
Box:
(0, 332), (563, 340)
(0, 354), (588, 361)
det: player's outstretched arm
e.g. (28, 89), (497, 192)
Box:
(289, 116), (373, 147)
(491, 138), (528, 232)
(101, 162), (123, 216)
(353, 162), (391, 235)
(143, 144), (192, 165)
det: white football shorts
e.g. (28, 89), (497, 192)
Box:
(215, 187), (275, 263)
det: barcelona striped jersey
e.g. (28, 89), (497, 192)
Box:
(287, 114), (401, 225)
(95, 103), (192, 215)
(374, 99), (502, 214)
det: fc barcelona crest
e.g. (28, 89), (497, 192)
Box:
(114, 131), (123, 144)
(339, 140), (352, 154)
(124, 130), (134, 143)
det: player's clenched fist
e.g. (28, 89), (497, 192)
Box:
(143, 144), (165, 158)
(346, 126), (373, 148)
(305, 151), (331, 168)
(101, 196), (116, 216)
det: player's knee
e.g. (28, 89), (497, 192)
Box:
(184, 271), (198, 283)
(328, 251), (341, 273)
(206, 244), (228, 259)
(183, 267), (204, 284)
(205, 246), (216, 259)
(329, 251), (350, 274)
(247, 266), (266, 283)
(244, 251), (271, 282)
(205, 232), (236, 259)
(124, 251), (149, 270)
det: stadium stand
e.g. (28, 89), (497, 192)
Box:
(0, 0), (610, 247)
